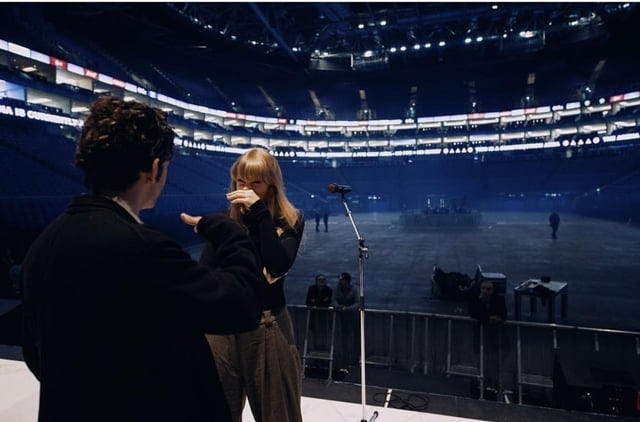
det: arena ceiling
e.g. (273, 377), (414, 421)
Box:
(4, 2), (640, 119)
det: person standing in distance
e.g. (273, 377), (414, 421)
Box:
(21, 96), (264, 422)
(549, 211), (560, 240)
(190, 148), (305, 422)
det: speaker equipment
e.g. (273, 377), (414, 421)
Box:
(553, 351), (640, 416)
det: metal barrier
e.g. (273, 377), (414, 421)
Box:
(289, 305), (640, 404)
(301, 306), (337, 380)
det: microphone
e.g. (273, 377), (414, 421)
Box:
(328, 183), (352, 194)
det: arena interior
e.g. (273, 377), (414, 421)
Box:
(1, 3), (640, 421)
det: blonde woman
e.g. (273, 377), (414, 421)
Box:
(197, 148), (304, 421)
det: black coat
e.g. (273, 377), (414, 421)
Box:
(306, 285), (333, 307)
(22, 195), (263, 422)
(200, 199), (304, 311)
(468, 294), (507, 323)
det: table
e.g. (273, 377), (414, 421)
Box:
(514, 279), (568, 323)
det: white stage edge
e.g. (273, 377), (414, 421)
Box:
(1, 358), (486, 422)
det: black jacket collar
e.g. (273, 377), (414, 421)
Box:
(67, 194), (140, 225)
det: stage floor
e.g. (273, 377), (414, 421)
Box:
(0, 357), (485, 422)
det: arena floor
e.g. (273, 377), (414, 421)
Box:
(186, 211), (640, 332)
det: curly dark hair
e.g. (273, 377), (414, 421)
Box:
(75, 96), (175, 196)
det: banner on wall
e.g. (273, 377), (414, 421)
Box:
(0, 98), (83, 128)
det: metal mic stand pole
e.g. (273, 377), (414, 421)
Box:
(338, 192), (374, 422)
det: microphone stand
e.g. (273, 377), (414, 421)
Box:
(338, 191), (374, 422)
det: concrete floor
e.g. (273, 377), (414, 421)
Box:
(187, 211), (640, 332)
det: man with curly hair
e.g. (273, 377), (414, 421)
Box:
(21, 96), (263, 422)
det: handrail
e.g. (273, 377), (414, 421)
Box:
(292, 303), (640, 405)
(288, 304), (640, 336)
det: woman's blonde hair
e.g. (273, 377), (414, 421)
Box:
(229, 148), (299, 231)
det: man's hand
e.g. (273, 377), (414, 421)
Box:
(180, 213), (202, 233)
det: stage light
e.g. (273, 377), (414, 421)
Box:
(379, 20), (387, 26)
(363, 50), (373, 57)
(598, 97), (606, 104)
(519, 30), (537, 39)
(389, 47), (397, 53)
(413, 44), (421, 50)
(424, 43), (431, 48)
(400, 46), (407, 51)
(492, 4), (498, 10)
(358, 23), (364, 29)
(562, 140), (570, 147)
(438, 41), (446, 47)
(465, 37), (472, 44)
(476, 36), (483, 42)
